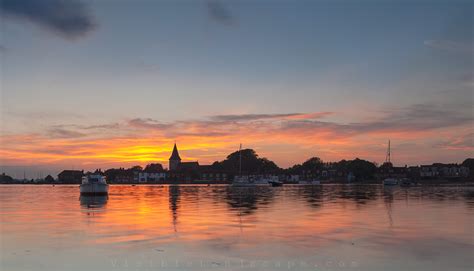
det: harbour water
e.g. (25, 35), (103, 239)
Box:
(1, 184), (473, 271)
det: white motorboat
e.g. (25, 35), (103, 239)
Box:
(383, 178), (399, 186)
(80, 175), (109, 195)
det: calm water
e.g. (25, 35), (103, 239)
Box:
(1, 184), (473, 271)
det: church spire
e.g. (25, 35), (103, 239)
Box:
(169, 143), (181, 161)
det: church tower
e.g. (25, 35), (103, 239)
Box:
(169, 143), (181, 171)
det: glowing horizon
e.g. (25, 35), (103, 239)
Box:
(1, 109), (472, 178)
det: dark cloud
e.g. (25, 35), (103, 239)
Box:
(82, 123), (120, 130)
(281, 104), (473, 136)
(424, 40), (474, 54)
(128, 118), (174, 130)
(1, 0), (96, 39)
(363, 104), (473, 131)
(123, 105), (471, 141)
(49, 123), (119, 131)
(207, 0), (234, 25)
(210, 112), (332, 122)
(47, 128), (86, 138)
(211, 113), (302, 122)
(42, 104), (472, 142)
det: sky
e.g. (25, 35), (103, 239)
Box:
(0, 0), (473, 178)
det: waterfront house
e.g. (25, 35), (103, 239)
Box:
(137, 172), (166, 183)
(199, 165), (229, 182)
(420, 165), (439, 178)
(377, 165), (408, 179)
(436, 164), (470, 178)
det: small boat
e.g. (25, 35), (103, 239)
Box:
(298, 179), (321, 185)
(80, 175), (109, 195)
(399, 178), (414, 187)
(231, 144), (272, 187)
(383, 178), (399, 186)
(232, 175), (271, 187)
(269, 179), (283, 187)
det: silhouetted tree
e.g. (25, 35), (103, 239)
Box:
(462, 158), (474, 170)
(213, 149), (280, 174)
(345, 158), (377, 180)
(302, 157), (324, 170)
(0, 173), (14, 184)
(144, 163), (164, 172)
(287, 157), (324, 175)
(44, 175), (55, 183)
(129, 165), (143, 172)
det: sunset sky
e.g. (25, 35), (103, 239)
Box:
(0, 0), (473, 178)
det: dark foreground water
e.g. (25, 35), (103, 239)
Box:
(1, 184), (473, 271)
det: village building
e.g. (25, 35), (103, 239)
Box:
(168, 143), (230, 182)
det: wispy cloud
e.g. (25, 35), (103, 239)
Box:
(128, 118), (174, 130)
(424, 40), (473, 54)
(47, 127), (86, 138)
(209, 112), (332, 122)
(1, 104), (472, 168)
(435, 132), (474, 151)
(206, 0), (235, 26)
(1, 0), (97, 39)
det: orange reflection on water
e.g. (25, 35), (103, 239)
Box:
(1, 184), (473, 271)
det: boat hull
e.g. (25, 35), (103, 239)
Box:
(231, 182), (269, 187)
(298, 181), (321, 185)
(80, 183), (109, 195)
(383, 179), (399, 186)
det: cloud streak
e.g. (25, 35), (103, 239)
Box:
(1, 0), (96, 39)
(424, 40), (474, 54)
(209, 112), (333, 122)
(1, 104), (472, 169)
(207, 0), (234, 25)
(47, 127), (86, 138)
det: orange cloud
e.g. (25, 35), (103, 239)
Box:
(1, 107), (472, 172)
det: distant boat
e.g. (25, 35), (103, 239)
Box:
(298, 179), (321, 185)
(269, 179), (283, 187)
(232, 175), (271, 187)
(383, 178), (399, 186)
(399, 178), (414, 187)
(80, 175), (108, 195)
(232, 144), (270, 187)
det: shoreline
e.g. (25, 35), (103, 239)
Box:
(1, 181), (474, 187)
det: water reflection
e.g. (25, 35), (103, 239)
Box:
(463, 190), (474, 209)
(80, 195), (108, 209)
(225, 186), (275, 215)
(294, 185), (323, 208)
(0, 184), (473, 271)
(169, 185), (180, 232)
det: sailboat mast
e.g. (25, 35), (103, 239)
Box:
(386, 139), (391, 163)
(239, 143), (242, 176)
